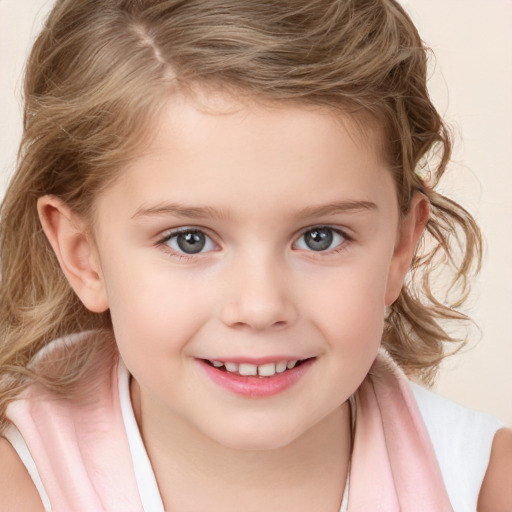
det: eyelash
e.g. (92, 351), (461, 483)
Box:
(156, 227), (218, 262)
(293, 226), (351, 256)
(155, 225), (352, 261)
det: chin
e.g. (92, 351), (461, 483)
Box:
(205, 420), (310, 452)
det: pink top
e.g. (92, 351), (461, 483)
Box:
(6, 347), (143, 510)
(5, 333), (485, 511)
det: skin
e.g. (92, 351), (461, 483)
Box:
(0, 438), (45, 512)
(2, 92), (509, 511)
(478, 427), (512, 512)
(42, 93), (426, 511)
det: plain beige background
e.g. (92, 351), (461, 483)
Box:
(0, 0), (511, 426)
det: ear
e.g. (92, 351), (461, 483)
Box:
(385, 192), (429, 306)
(37, 195), (109, 313)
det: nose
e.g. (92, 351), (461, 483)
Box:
(220, 254), (298, 331)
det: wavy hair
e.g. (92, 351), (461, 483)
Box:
(0, 0), (481, 430)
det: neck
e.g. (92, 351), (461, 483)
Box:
(131, 380), (352, 512)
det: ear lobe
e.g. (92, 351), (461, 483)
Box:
(37, 195), (109, 313)
(385, 193), (429, 306)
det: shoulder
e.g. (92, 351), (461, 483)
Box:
(409, 382), (505, 510)
(409, 381), (504, 450)
(0, 436), (45, 511)
(477, 427), (512, 512)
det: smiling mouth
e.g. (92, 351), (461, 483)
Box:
(202, 359), (310, 377)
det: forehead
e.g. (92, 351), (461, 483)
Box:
(152, 88), (387, 158)
(93, 91), (396, 224)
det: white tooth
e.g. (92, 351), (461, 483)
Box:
(238, 363), (258, 376)
(258, 363), (276, 377)
(287, 360), (298, 369)
(225, 362), (239, 373)
(212, 361), (223, 368)
(276, 362), (287, 373)
(239, 363), (258, 376)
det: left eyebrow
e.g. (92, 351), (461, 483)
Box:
(295, 200), (378, 219)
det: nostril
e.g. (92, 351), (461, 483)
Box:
(220, 298), (297, 331)
(231, 321), (249, 329)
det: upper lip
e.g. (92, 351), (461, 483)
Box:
(199, 356), (314, 365)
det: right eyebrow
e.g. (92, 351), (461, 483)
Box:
(131, 202), (231, 221)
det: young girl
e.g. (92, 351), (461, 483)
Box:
(0, 0), (510, 510)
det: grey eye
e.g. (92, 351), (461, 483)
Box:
(296, 227), (345, 252)
(166, 230), (215, 254)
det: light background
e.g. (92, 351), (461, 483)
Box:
(0, 0), (511, 425)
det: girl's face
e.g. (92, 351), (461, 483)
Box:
(87, 93), (422, 450)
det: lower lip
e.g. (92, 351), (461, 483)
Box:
(198, 359), (314, 398)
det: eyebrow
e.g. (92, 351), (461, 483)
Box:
(296, 200), (378, 219)
(131, 202), (231, 221)
(131, 199), (378, 221)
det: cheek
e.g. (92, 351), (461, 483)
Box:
(102, 260), (210, 359)
(311, 271), (387, 395)
(300, 259), (390, 348)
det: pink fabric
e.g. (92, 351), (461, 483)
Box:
(6, 343), (452, 511)
(349, 351), (453, 510)
(6, 357), (143, 511)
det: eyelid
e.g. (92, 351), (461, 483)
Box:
(155, 224), (351, 260)
(293, 225), (351, 252)
(156, 226), (219, 255)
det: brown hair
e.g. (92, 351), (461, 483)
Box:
(0, 0), (481, 430)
